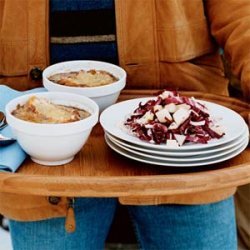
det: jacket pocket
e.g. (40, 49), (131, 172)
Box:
(157, 18), (215, 62)
(0, 41), (28, 76)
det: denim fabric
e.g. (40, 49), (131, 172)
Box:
(9, 198), (117, 250)
(9, 197), (236, 250)
(128, 196), (237, 250)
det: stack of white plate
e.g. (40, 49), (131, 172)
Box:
(100, 97), (249, 167)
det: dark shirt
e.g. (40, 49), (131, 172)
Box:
(50, 0), (118, 64)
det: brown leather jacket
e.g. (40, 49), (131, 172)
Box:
(0, 0), (250, 221)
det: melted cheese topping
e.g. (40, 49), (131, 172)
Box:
(12, 96), (90, 123)
(48, 69), (118, 87)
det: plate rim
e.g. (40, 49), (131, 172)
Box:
(100, 97), (247, 151)
(105, 125), (248, 156)
(104, 133), (249, 167)
(105, 133), (248, 162)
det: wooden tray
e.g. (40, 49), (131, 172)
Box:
(0, 90), (250, 204)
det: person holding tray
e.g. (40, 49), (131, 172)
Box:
(0, 0), (249, 249)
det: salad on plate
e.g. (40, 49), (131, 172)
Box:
(124, 90), (225, 147)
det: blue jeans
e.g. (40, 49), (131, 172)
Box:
(9, 196), (236, 250)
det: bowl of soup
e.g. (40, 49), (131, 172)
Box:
(5, 92), (99, 166)
(43, 60), (127, 112)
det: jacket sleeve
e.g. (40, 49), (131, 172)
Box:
(205, 0), (250, 100)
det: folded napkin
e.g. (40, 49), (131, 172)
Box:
(0, 85), (45, 172)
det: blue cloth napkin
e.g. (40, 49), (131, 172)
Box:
(0, 85), (45, 172)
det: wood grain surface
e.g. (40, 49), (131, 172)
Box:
(0, 90), (250, 204)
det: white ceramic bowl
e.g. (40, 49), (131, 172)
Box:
(5, 92), (99, 166)
(43, 60), (127, 112)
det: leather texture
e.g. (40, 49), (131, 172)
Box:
(0, 0), (249, 224)
(115, 0), (228, 94)
(205, 0), (250, 100)
(0, 0), (49, 90)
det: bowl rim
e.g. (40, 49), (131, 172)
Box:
(5, 92), (99, 136)
(42, 60), (127, 98)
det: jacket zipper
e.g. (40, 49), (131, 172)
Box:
(65, 198), (76, 233)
